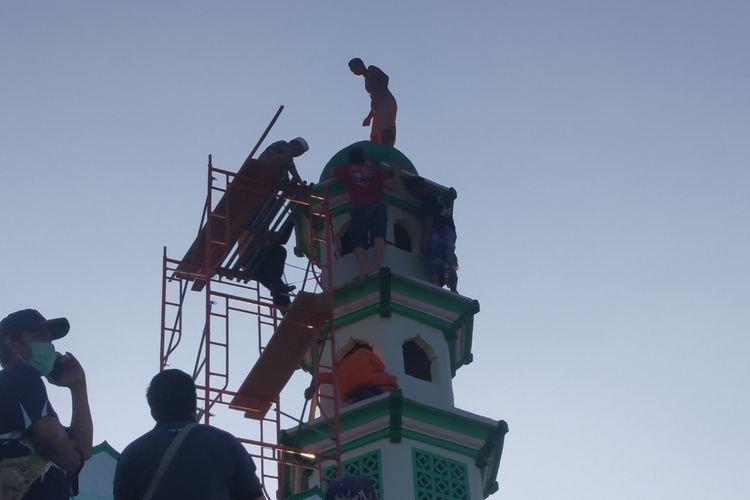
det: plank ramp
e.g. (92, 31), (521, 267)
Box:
(175, 159), (287, 290)
(230, 292), (331, 420)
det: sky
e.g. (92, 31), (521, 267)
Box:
(1, 1), (749, 499)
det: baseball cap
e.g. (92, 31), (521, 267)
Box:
(0, 309), (70, 340)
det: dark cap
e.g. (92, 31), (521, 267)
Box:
(0, 309), (70, 340)
(325, 474), (377, 500)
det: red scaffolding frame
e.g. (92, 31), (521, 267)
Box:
(160, 154), (342, 498)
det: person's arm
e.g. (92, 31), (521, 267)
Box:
(31, 416), (83, 476)
(48, 352), (93, 459)
(362, 109), (374, 127)
(287, 160), (303, 184)
(231, 437), (265, 500)
(368, 351), (386, 372)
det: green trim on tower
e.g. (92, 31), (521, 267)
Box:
(280, 392), (499, 449)
(389, 388), (402, 442)
(300, 271), (478, 375)
(319, 141), (417, 182)
(279, 392), (507, 498)
(90, 440), (120, 460)
(379, 267), (392, 317)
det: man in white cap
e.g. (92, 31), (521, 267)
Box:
(257, 137), (309, 184)
(0, 309), (93, 499)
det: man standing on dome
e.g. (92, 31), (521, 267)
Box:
(334, 147), (401, 278)
(348, 58), (398, 146)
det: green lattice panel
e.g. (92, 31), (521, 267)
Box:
(412, 448), (470, 500)
(323, 450), (382, 498)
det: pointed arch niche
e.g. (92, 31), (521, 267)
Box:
(402, 336), (438, 383)
(393, 218), (414, 253)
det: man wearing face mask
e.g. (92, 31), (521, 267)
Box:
(0, 309), (92, 499)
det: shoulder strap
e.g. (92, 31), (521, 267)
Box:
(142, 423), (198, 500)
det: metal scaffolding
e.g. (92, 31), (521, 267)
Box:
(160, 152), (341, 498)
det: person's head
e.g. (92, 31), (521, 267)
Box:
(406, 176), (428, 199)
(348, 147), (365, 165)
(146, 369), (197, 423)
(290, 137), (309, 157)
(0, 309), (69, 372)
(325, 474), (377, 500)
(348, 58), (366, 76)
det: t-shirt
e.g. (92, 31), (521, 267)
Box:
(423, 192), (455, 233)
(0, 364), (71, 499)
(113, 421), (263, 500)
(257, 140), (296, 179)
(258, 140), (293, 167)
(333, 163), (388, 209)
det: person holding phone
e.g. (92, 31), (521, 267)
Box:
(0, 309), (93, 499)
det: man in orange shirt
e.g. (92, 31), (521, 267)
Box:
(306, 343), (397, 404)
(348, 58), (398, 146)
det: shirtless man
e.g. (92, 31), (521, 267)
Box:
(348, 58), (398, 146)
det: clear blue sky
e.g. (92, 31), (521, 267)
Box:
(1, 1), (748, 499)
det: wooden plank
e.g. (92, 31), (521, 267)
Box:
(175, 159), (288, 288)
(230, 292), (332, 419)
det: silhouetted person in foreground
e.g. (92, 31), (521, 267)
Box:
(349, 58), (397, 146)
(0, 309), (93, 500)
(113, 370), (263, 500)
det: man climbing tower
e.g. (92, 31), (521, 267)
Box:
(407, 176), (459, 293)
(348, 58), (398, 146)
(333, 147), (401, 278)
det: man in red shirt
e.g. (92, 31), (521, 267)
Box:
(333, 147), (401, 278)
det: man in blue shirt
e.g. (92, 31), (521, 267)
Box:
(114, 370), (264, 500)
(0, 309), (93, 499)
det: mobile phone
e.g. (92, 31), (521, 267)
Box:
(48, 353), (69, 380)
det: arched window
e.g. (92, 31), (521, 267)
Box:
(394, 221), (412, 252)
(403, 340), (432, 382)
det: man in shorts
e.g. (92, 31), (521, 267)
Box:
(333, 147), (401, 278)
(348, 58), (397, 146)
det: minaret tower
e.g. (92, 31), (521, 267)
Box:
(281, 141), (508, 499)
